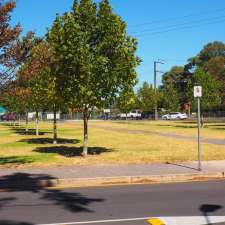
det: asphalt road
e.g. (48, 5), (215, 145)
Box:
(0, 180), (225, 225)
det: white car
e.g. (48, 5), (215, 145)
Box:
(162, 112), (188, 120)
(118, 110), (142, 119)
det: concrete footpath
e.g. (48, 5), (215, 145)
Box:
(0, 160), (224, 189)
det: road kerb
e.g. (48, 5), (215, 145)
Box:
(0, 172), (224, 190)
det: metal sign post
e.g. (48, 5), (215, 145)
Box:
(194, 86), (202, 171)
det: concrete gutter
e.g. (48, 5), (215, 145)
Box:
(0, 172), (224, 190)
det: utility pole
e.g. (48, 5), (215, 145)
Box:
(154, 60), (164, 120)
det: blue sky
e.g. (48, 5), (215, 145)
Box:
(11, 0), (225, 87)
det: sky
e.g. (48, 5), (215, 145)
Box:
(11, 0), (225, 88)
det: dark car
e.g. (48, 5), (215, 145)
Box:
(1, 112), (17, 121)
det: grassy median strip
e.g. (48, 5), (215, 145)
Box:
(0, 121), (224, 168)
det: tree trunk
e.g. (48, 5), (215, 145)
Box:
(25, 112), (29, 134)
(18, 114), (21, 127)
(200, 115), (204, 128)
(188, 105), (191, 119)
(35, 111), (39, 136)
(82, 108), (88, 156)
(53, 108), (57, 144)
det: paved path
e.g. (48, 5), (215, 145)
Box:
(89, 124), (225, 146)
(0, 160), (224, 180)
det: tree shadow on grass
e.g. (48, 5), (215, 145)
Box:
(0, 173), (104, 214)
(205, 124), (225, 131)
(34, 146), (112, 157)
(157, 124), (196, 129)
(0, 124), (50, 136)
(11, 128), (49, 136)
(19, 137), (80, 145)
(0, 156), (35, 166)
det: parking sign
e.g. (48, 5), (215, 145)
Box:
(194, 86), (202, 98)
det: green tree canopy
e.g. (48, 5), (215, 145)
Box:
(47, 0), (140, 155)
(116, 88), (137, 114)
(187, 41), (225, 104)
(136, 82), (156, 113)
(162, 66), (191, 106)
(187, 68), (221, 111)
(159, 82), (180, 112)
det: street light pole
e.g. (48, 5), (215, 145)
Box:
(154, 61), (157, 120)
(153, 60), (164, 120)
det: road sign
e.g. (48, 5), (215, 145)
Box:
(194, 86), (202, 98)
(193, 86), (202, 171)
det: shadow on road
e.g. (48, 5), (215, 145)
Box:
(200, 204), (223, 225)
(34, 146), (112, 157)
(0, 172), (105, 213)
(41, 189), (104, 212)
(0, 173), (55, 192)
(0, 198), (17, 209)
(0, 221), (33, 225)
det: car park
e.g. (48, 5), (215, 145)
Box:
(162, 112), (188, 120)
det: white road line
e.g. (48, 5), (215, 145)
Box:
(38, 217), (149, 225)
(38, 216), (225, 225)
(161, 216), (225, 225)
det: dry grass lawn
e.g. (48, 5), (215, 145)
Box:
(0, 120), (224, 168)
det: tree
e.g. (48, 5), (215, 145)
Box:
(0, 0), (21, 87)
(18, 39), (63, 141)
(42, 68), (65, 144)
(187, 68), (221, 111)
(186, 41), (225, 104)
(136, 82), (156, 115)
(1, 82), (31, 130)
(162, 66), (191, 107)
(18, 41), (55, 136)
(48, 0), (140, 156)
(116, 88), (137, 115)
(159, 83), (180, 112)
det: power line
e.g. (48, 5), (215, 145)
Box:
(131, 14), (225, 35)
(149, 58), (187, 63)
(129, 7), (225, 28)
(135, 18), (225, 38)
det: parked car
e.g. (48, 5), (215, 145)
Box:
(1, 112), (17, 121)
(118, 110), (142, 120)
(162, 112), (188, 120)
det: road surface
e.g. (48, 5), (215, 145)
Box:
(0, 180), (225, 225)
